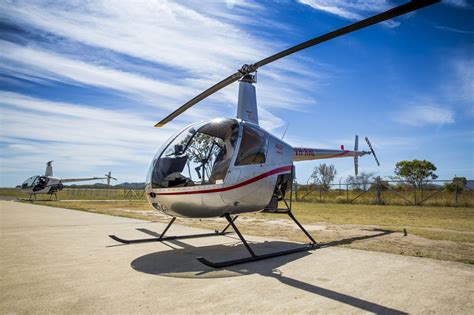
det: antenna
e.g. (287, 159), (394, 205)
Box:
(281, 122), (290, 140)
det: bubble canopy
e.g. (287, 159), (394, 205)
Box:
(147, 118), (240, 189)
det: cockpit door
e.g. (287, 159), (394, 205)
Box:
(221, 123), (272, 209)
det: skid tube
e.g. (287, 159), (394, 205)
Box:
(109, 216), (237, 245)
(197, 212), (318, 268)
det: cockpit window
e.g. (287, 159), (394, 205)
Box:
(22, 176), (39, 189)
(21, 176), (48, 191)
(235, 124), (268, 166)
(150, 119), (239, 188)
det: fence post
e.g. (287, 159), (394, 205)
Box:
(413, 184), (417, 205)
(420, 182), (424, 202)
(376, 177), (382, 204)
(294, 182), (298, 201)
(455, 183), (459, 206)
(319, 185), (322, 202)
(346, 184), (349, 203)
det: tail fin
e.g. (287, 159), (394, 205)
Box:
(45, 161), (53, 177)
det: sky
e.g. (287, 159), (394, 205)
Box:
(0, 0), (473, 187)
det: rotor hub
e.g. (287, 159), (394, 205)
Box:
(238, 64), (257, 76)
(239, 74), (256, 83)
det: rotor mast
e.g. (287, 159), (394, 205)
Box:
(237, 74), (258, 125)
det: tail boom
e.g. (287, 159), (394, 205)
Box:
(293, 148), (369, 162)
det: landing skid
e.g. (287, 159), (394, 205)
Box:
(196, 212), (317, 268)
(109, 216), (237, 245)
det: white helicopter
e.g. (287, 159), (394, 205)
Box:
(21, 161), (117, 200)
(110, 0), (439, 268)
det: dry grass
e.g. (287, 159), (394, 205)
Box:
(297, 188), (474, 207)
(0, 188), (144, 200)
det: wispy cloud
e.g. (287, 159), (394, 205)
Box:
(435, 25), (474, 35)
(392, 104), (455, 126)
(0, 0), (266, 76)
(443, 0), (470, 8)
(438, 56), (474, 116)
(453, 57), (474, 106)
(297, 0), (400, 27)
(0, 92), (180, 183)
(0, 1), (326, 128)
(0, 41), (192, 106)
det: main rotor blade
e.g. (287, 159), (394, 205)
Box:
(155, 71), (242, 127)
(253, 0), (439, 69)
(155, 0), (439, 127)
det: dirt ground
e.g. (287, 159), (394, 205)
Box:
(99, 205), (474, 264)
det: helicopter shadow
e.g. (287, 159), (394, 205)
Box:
(130, 229), (405, 314)
(131, 227), (394, 279)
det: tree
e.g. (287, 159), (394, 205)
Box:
(369, 176), (389, 191)
(181, 133), (223, 181)
(394, 159), (438, 189)
(444, 176), (467, 193)
(346, 171), (374, 191)
(309, 163), (337, 190)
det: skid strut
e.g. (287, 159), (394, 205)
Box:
(109, 216), (238, 244)
(198, 167), (317, 268)
(197, 212), (317, 268)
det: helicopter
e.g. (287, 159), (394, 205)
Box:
(109, 0), (440, 268)
(21, 161), (117, 200)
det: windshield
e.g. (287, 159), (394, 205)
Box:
(21, 176), (39, 189)
(148, 119), (239, 188)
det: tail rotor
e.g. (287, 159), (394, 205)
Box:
(105, 171), (117, 186)
(365, 137), (380, 166)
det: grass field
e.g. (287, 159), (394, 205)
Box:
(5, 193), (471, 264)
(0, 187), (144, 200)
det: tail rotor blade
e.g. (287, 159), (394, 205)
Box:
(365, 136), (380, 166)
(354, 156), (359, 176)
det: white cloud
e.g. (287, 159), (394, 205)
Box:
(0, 0), (334, 185)
(0, 92), (181, 184)
(0, 0), (327, 128)
(435, 25), (474, 35)
(0, 0), (267, 76)
(0, 40), (191, 108)
(443, 0), (470, 7)
(393, 105), (455, 126)
(453, 57), (474, 105)
(297, 0), (400, 27)
(438, 56), (474, 116)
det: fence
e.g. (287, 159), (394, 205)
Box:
(295, 179), (474, 207)
(8, 178), (471, 207)
(63, 187), (146, 200)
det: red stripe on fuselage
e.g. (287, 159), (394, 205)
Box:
(152, 165), (292, 196)
(325, 150), (350, 158)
